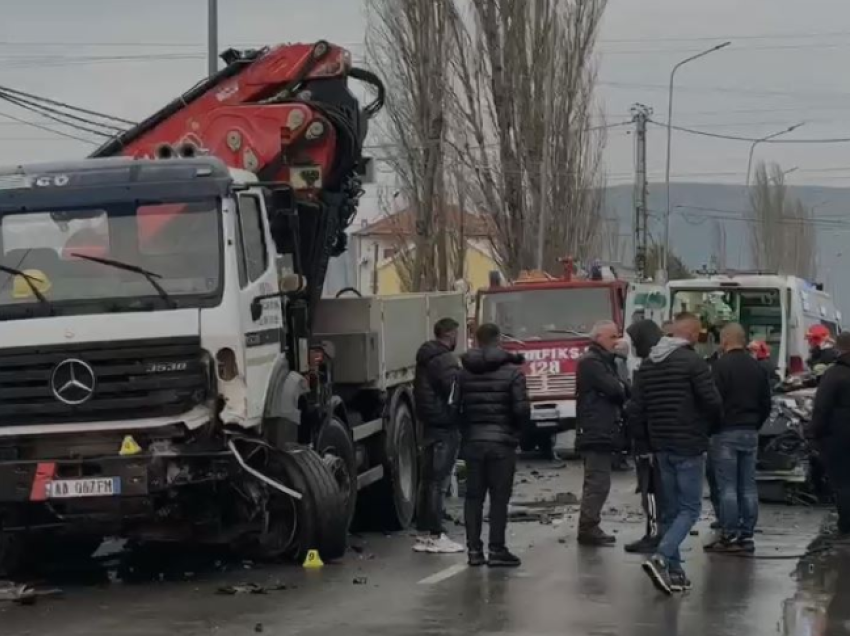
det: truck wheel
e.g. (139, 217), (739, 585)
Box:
(372, 400), (418, 530)
(287, 447), (348, 561)
(316, 417), (357, 530)
(242, 444), (347, 563)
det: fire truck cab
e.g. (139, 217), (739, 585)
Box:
(475, 260), (627, 456)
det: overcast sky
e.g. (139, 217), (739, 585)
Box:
(3, 0), (850, 203)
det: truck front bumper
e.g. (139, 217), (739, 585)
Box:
(530, 400), (576, 432)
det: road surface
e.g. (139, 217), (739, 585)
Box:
(0, 457), (836, 636)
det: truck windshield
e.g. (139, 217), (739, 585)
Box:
(0, 198), (221, 317)
(479, 287), (612, 340)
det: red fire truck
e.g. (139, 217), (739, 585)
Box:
(475, 259), (628, 455)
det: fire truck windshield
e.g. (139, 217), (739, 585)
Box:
(0, 198), (221, 317)
(480, 287), (612, 341)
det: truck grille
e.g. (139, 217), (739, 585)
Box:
(0, 337), (209, 426)
(527, 373), (576, 397)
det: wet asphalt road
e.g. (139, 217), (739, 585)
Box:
(0, 457), (838, 636)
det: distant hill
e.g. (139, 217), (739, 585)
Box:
(604, 183), (850, 317)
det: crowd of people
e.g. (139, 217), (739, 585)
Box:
(411, 311), (850, 596)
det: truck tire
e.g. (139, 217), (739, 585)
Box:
(316, 417), (357, 530)
(241, 444), (347, 563)
(369, 400), (418, 530)
(286, 447), (348, 561)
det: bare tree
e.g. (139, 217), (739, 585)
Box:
(366, 0), (457, 291)
(747, 162), (816, 279)
(447, 0), (608, 278)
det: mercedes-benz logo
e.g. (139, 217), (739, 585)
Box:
(50, 358), (96, 405)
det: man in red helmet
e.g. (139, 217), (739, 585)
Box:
(807, 325), (839, 373)
(748, 340), (778, 383)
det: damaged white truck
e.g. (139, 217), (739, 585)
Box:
(0, 41), (465, 575)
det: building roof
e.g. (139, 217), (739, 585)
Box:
(353, 205), (496, 238)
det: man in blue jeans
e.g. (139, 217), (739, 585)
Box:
(628, 312), (722, 594)
(705, 323), (772, 553)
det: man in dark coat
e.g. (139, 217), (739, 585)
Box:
(413, 317), (463, 554)
(705, 323), (772, 554)
(629, 312), (723, 594)
(575, 320), (627, 545)
(458, 322), (530, 567)
(624, 319), (664, 554)
(810, 331), (850, 535)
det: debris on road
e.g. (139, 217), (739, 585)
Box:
(0, 581), (62, 605)
(353, 577), (368, 585)
(216, 581), (290, 596)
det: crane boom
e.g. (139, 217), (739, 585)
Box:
(90, 41), (383, 308)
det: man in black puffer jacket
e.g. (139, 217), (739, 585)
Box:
(575, 320), (627, 546)
(630, 312), (722, 594)
(810, 332), (850, 535)
(458, 323), (530, 567)
(413, 317), (463, 554)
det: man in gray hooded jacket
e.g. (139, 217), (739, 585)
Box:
(628, 312), (722, 595)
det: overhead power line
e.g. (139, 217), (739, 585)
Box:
(0, 110), (97, 145)
(648, 120), (850, 144)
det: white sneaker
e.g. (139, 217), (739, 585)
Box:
(413, 536), (435, 552)
(427, 534), (465, 554)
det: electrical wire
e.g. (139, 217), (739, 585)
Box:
(0, 84), (135, 125)
(648, 120), (850, 144)
(0, 109), (98, 145)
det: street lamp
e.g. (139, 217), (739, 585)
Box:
(745, 123), (805, 187)
(663, 41), (731, 276)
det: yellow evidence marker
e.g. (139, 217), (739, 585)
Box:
(119, 435), (142, 456)
(302, 549), (324, 569)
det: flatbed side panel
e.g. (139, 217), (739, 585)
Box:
(314, 293), (466, 390)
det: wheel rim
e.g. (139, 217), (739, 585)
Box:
(396, 411), (415, 501)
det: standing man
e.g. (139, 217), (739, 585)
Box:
(412, 318), (464, 554)
(458, 323), (529, 567)
(624, 319), (664, 554)
(809, 332), (850, 536)
(575, 321), (628, 546)
(629, 312), (722, 594)
(705, 323), (772, 554)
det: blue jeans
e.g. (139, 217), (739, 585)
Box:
(711, 429), (759, 539)
(656, 452), (705, 573)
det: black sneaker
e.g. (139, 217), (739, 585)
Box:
(624, 534), (660, 554)
(578, 530), (617, 546)
(468, 550), (486, 567)
(704, 536), (742, 553)
(488, 548), (521, 568)
(669, 570), (692, 592)
(736, 537), (755, 554)
(642, 555), (673, 595)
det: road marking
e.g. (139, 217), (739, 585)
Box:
(418, 562), (467, 585)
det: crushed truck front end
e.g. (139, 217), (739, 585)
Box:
(0, 158), (273, 568)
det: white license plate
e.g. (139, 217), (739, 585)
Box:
(46, 477), (121, 499)
(532, 409), (559, 422)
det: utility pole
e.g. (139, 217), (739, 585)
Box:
(631, 103), (652, 279)
(208, 0), (219, 77)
